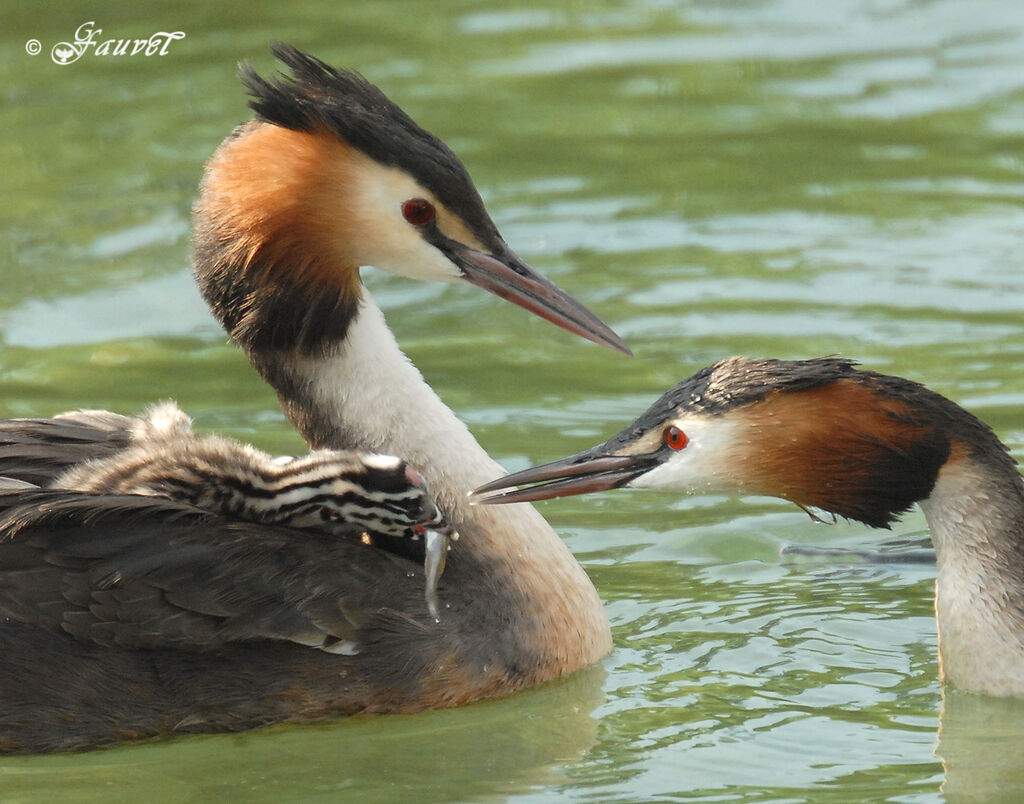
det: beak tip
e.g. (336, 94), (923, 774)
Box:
(583, 319), (631, 356)
(466, 482), (508, 505)
(456, 244), (631, 356)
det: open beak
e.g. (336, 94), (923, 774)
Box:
(470, 446), (659, 504)
(450, 242), (631, 356)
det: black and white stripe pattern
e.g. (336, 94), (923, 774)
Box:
(52, 403), (444, 540)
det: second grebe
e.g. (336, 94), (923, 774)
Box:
(0, 45), (624, 752)
(473, 357), (1024, 697)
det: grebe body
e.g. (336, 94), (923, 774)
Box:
(0, 46), (624, 753)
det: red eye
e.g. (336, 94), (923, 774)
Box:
(402, 198), (436, 226)
(663, 425), (688, 450)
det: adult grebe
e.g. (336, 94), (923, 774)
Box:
(473, 356), (1024, 698)
(0, 45), (625, 753)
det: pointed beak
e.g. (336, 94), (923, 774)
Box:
(469, 446), (659, 504)
(450, 243), (631, 356)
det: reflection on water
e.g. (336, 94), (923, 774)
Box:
(0, 666), (606, 804)
(939, 691), (1024, 803)
(4, 0), (1024, 801)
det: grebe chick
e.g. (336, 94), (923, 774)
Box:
(473, 356), (1024, 698)
(49, 403), (456, 619)
(0, 45), (624, 753)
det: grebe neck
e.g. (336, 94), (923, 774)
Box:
(920, 448), (1024, 696)
(249, 292), (613, 675)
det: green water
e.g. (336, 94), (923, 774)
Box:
(3, 1), (1024, 801)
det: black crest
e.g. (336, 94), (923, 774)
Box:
(605, 357), (862, 451)
(241, 44), (500, 247)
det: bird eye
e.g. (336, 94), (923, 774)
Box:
(663, 425), (688, 451)
(402, 198), (436, 226)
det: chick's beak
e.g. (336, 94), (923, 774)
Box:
(449, 242), (630, 356)
(469, 446), (658, 504)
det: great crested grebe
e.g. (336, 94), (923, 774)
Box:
(473, 356), (1024, 698)
(0, 45), (626, 753)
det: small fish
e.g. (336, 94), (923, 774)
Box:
(416, 522), (458, 621)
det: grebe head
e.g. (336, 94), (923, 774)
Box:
(471, 356), (982, 528)
(193, 44), (628, 356)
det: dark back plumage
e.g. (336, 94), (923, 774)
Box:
(0, 410), (134, 487)
(0, 410), (472, 752)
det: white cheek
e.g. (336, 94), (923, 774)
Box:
(351, 165), (462, 282)
(627, 417), (739, 494)
(367, 232), (462, 283)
